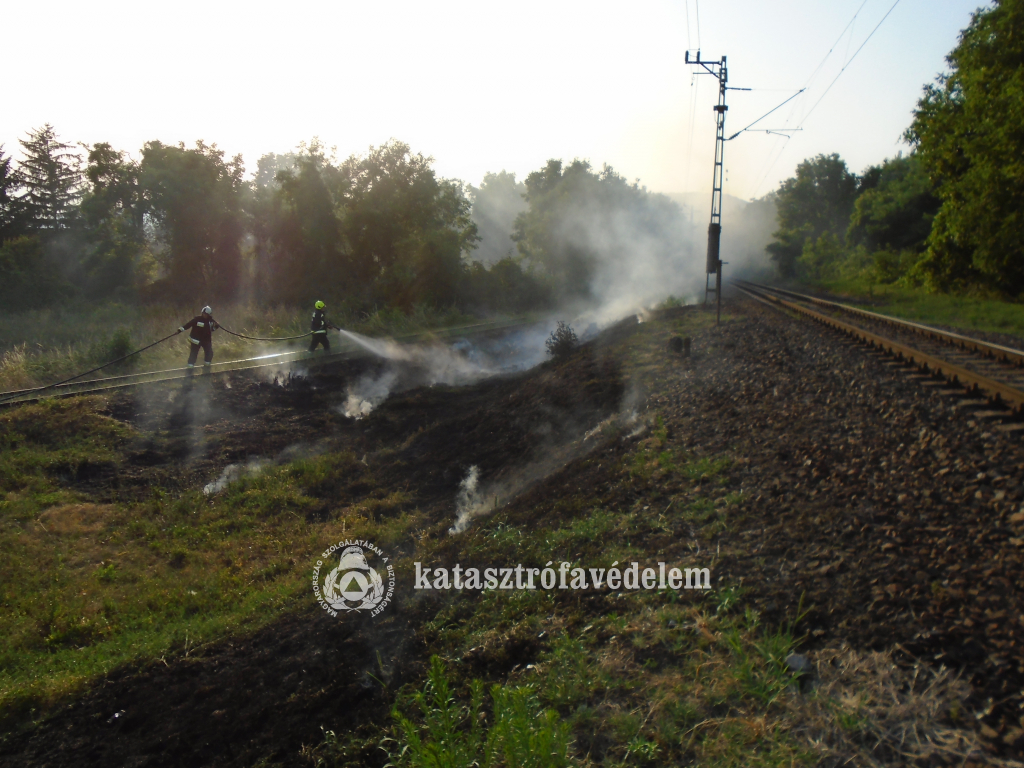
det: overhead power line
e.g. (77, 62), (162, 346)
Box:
(727, 89), (806, 140)
(695, 0), (701, 51)
(801, 0), (870, 92)
(798, 0), (904, 126)
(750, 0), (904, 196)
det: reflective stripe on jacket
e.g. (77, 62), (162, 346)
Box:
(182, 315), (218, 344)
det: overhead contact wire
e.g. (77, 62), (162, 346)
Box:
(798, 0), (904, 127)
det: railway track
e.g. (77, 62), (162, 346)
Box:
(0, 317), (532, 408)
(735, 280), (1024, 433)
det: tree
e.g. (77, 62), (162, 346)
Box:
(246, 151), (299, 300)
(766, 154), (858, 277)
(467, 171), (527, 266)
(79, 143), (148, 296)
(16, 125), (84, 233)
(906, 0), (1024, 294)
(0, 236), (72, 310)
(0, 145), (27, 243)
(266, 141), (349, 301)
(847, 154), (939, 254)
(140, 140), (245, 299)
(339, 140), (477, 308)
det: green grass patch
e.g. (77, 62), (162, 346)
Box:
(810, 277), (1024, 340)
(0, 398), (420, 728)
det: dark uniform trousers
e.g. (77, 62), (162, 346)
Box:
(187, 338), (214, 366)
(309, 331), (331, 352)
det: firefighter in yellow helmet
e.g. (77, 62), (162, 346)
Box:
(309, 300), (338, 352)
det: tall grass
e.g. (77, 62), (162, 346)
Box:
(0, 302), (479, 391)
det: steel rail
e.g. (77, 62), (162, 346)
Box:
(0, 317), (533, 407)
(735, 282), (1024, 413)
(737, 280), (1024, 368)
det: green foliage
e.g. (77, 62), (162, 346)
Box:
(79, 143), (148, 297)
(767, 151), (941, 286)
(140, 140), (245, 300)
(766, 154), (858, 278)
(389, 656), (574, 768)
(261, 139), (481, 310)
(545, 322), (579, 360)
(721, 617), (800, 707)
(847, 154), (939, 256)
(88, 328), (136, 370)
(0, 235), (73, 311)
(907, 0), (1024, 295)
(15, 125), (84, 234)
(0, 144), (28, 243)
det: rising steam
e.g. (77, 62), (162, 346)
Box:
(449, 465), (484, 535)
(334, 326), (553, 419)
(203, 458), (272, 495)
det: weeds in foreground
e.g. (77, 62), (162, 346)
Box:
(385, 656), (574, 768)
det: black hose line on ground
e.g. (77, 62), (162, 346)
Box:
(216, 325), (314, 341)
(0, 324), (324, 405)
(0, 330), (182, 405)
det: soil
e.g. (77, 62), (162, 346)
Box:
(2, 302), (1023, 765)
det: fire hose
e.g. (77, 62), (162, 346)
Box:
(0, 324), (319, 406)
(216, 324), (314, 341)
(0, 330), (182, 405)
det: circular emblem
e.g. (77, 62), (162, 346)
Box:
(313, 540), (395, 617)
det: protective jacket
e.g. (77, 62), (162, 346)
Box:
(310, 309), (335, 334)
(182, 315), (218, 344)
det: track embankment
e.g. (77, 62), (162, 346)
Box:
(2, 300), (1023, 764)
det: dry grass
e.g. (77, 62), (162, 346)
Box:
(788, 644), (998, 767)
(0, 302), (479, 392)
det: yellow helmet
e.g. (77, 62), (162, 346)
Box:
(315, 300), (325, 309)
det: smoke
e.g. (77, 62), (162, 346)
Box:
(334, 326), (554, 419)
(667, 192), (778, 281)
(342, 369), (398, 419)
(203, 457), (272, 495)
(201, 441), (327, 496)
(447, 389), (650, 535)
(449, 465), (484, 534)
(467, 171), (528, 266)
(510, 164), (779, 326)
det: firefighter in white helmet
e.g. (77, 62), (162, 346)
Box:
(177, 306), (219, 368)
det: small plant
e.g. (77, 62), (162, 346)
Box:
(388, 655), (575, 768)
(545, 322), (579, 360)
(94, 561), (117, 583)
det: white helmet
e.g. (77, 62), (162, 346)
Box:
(202, 306), (212, 315)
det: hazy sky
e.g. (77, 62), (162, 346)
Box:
(3, 0), (982, 202)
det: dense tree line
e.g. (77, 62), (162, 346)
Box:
(768, 0), (1023, 297)
(1, 130), (689, 316)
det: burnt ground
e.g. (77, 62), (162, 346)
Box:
(0, 326), (633, 767)
(3, 301), (1024, 764)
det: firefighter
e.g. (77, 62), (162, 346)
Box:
(177, 306), (218, 368)
(309, 300), (338, 353)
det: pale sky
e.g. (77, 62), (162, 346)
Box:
(3, 0), (983, 202)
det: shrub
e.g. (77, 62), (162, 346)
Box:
(545, 322), (579, 360)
